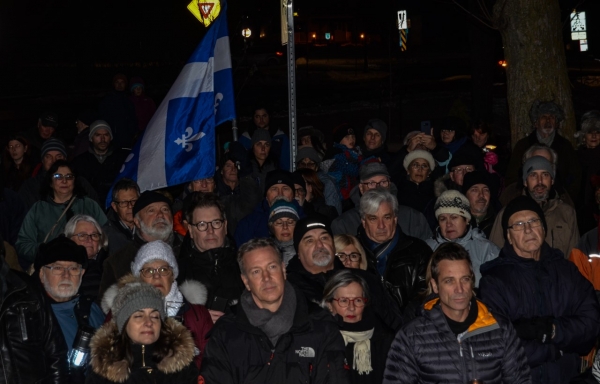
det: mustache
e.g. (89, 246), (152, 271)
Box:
(476, 198), (488, 204)
(533, 184), (548, 190)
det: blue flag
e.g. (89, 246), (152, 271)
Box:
(107, 6), (235, 206)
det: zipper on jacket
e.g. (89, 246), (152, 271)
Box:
(266, 349), (274, 366)
(18, 306), (28, 341)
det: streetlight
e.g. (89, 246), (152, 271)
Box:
(242, 28), (252, 38)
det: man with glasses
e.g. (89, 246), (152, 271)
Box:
(332, 162), (432, 241)
(99, 190), (177, 299)
(104, 178), (140, 255)
(35, 237), (105, 373)
(489, 156), (579, 258)
(72, 120), (130, 204)
(296, 146), (341, 214)
(178, 193), (244, 323)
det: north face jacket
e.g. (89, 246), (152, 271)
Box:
(383, 298), (532, 384)
(199, 285), (349, 384)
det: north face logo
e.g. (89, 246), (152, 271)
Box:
(478, 351), (493, 358)
(295, 347), (315, 358)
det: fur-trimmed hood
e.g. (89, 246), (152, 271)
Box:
(101, 274), (208, 314)
(89, 317), (195, 382)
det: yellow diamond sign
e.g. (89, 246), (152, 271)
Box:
(187, 0), (221, 27)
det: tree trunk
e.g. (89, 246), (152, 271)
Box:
(493, 0), (575, 147)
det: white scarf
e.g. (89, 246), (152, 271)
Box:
(340, 328), (374, 375)
(164, 281), (184, 317)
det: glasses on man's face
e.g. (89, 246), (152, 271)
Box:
(43, 265), (82, 276)
(335, 252), (361, 262)
(360, 179), (390, 189)
(508, 218), (542, 232)
(452, 166), (474, 174)
(410, 163), (430, 170)
(73, 232), (100, 242)
(53, 173), (75, 181)
(140, 267), (172, 278)
(295, 187), (306, 195)
(273, 219), (296, 228)
(190, 219), (225, 232)
(298, 161), (316, 168)
(114, 199), (138, 208)
(332, 297), (368, 308)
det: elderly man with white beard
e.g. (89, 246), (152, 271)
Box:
(99, 191), (180, 298)
(489, 156), (579, 258)
(35, 237), (105, 358)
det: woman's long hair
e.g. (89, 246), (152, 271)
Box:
(295, 168), (325, 201)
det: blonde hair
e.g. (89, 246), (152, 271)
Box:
(333, 234), (368, 270)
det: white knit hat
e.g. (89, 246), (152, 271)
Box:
(131, 240), (179, 278)
(434, 190), (471, 221)
(403, 149), (436, 171)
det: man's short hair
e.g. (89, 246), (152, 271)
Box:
(111, 178), (140, 202)
(359, 189), (398, 219)
(237, 237), (282, 274)
(428, 242), (474, 284)
(184, 192), (226, 224)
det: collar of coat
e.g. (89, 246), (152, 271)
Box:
(90, 317), (195, 381)
(423, 297), (499, 339)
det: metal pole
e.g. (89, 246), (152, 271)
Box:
(287, 0), (297, 171)
(232, 118), (238, 141)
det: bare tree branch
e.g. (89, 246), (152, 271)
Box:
(452, 0), (497, 29)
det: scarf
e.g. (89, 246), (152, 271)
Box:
(340, 329), (374, 375)
(164, 281), (184, 317)
(241, 280), (296, 346)
(536, 129), (556, 147)
(274, 239), (296, 266)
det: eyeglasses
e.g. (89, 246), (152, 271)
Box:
(508, 218), (542, 231)
(53, 173), (75, 181)
(190, 219), (225, 231)
(7, 144), (23, 150)
(452, 166), (474, 174)
(335, 252), (361, 262)
(72, 232), (100, 241)
(360, 179), (390, 189)
(295, 187), (306, 195)
(114, 199), (138, 208)
(441, 129), (455, 134)
(43, 265), (82, 276)
(273, 219), (296, 228)
(410, 163), (430, 170)
(140, 267), (172, 278)
(192, 178), (215, 184)
(332, 297), (368, 307)
(298, 161), (317, 168)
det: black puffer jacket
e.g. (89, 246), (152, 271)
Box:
(357, 225), (432, 312)
(479, 243), (600, 384)
(383, 298), (532, 384)
(0, 266), (68, 384)
(199, 286), (349, 384)
(176, 236), (244, 309)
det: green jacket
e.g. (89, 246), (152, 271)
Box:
(16, 196), (107, 265)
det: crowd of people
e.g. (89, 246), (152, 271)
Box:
(2, 73), (600, 384)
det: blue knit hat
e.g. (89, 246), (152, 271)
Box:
(269, 200), (299, 224)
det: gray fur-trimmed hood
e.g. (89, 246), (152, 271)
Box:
(89, 317), (195, 382)
(101, 274), (208, 314)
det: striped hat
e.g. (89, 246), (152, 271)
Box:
(269, 199), (299, 225)
(434, 190), (471, 221)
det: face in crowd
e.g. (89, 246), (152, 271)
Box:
(362, 201), (397, 244)
(135, 202), (173, 242)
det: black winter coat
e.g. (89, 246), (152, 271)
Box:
(176, 236), (244, 309)
(479, 243), (600, 384)
(199, 286), (350, 384)
(357, 225), (432, 312)
(72, 148), (130, 204)
(0, 268), (68, 384)
(383, 298), (532, 384)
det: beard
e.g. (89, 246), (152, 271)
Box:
(312, 248), (332, 267)
(43, 278), (79, 301)
(529, 184), (550, 202)
(139, 218), (173, 241)
(472, 198), (489, 214)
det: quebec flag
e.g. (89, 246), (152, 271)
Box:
(108, 5), (235, 205)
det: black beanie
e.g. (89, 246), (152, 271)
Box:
(132, 191), (172, 217)
(293, 214), (332, 252)
(291, 171), (306, 190)
(34, 236), (88, 271)
(462, 170), (491, 193)
(501, 195), (547, 240)
(264, 170), (295, 195)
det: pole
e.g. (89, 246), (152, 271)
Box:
(232, 118), (238, 141)
(286, 0), (297, 171)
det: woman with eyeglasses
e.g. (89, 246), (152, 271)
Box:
(64, 214), (109, 300)
(395, 149), (436, 212)
(3, 133), (34, 191)
(334, 234), (368, 270)
(268, 199), (299, 265)
(103, 240), (213, 370)
(322, 270), (394, 384)
(16, 159), (107, 270)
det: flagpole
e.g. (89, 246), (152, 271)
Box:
(286, 0), (297, 171)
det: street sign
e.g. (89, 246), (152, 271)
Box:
(581, 40), (588, 52)
(187, 0), (221, 27)
(397, 10), (407, 30)
(570, 11), (587, 40)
